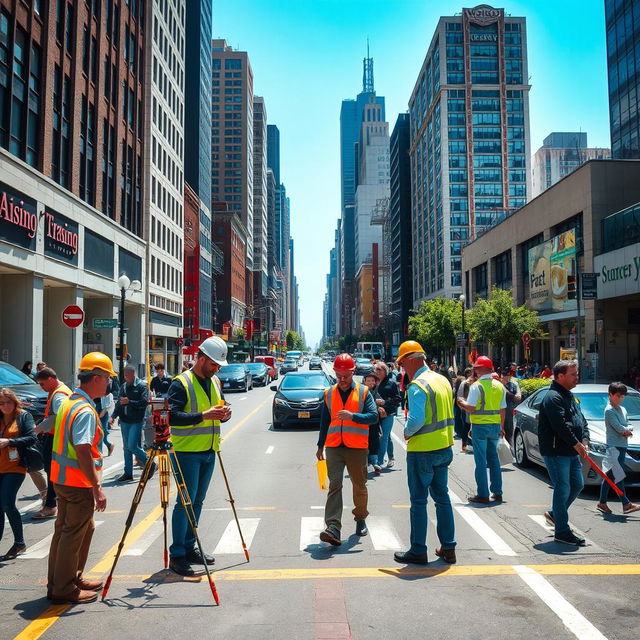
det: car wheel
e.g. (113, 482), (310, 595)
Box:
(272, 416), (282, 429)
(514, 430), (530, 467)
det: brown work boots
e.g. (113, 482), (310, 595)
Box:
(49, 577), (104, 604)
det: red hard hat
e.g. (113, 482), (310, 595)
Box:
(473, 355), (494, 369)
(333, 353), (355, 372)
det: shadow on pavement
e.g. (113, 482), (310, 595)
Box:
(305, 533), (364, 560)
(533, 541), (584, 555)
(378, 564), (453, 580)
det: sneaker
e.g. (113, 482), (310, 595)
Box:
(554, 530), (586, 546)
(623, 502), (640, 515)
(373, 464), (382, 476)
(0, 543), (26, 560)
(116, 473), (134, 483)
(596, 503), (612, 515)
(367, 464), (374, 474)
(355, 520), (368, 536)
(386, 458), (395, 469)
(544, 511), (555, 526)
(319, 527), (341, 546)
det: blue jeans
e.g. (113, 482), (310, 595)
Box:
(99, 414), (112, 452)
(0, 472), (26, 545)
(407, 448), (456, 555)
(599, 447), (630, 505)
(543, 455), (584, 536)
(170, 450), (216, 557)
(471, 424), (502, 498)
(377, 415), (395, 467)
(120, 421), (147, 475)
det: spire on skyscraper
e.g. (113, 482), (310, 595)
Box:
(362, 38), (374, 94)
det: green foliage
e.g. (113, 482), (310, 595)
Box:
(338, 334), (358, 353)
(408, 298), (462, 352)
(468, 287), (540, 352)
(285, 330), (305, 351)
(519, 378), (552, 395)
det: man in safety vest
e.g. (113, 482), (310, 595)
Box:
(458, 355), (507, 504)
(47, 352), (112, 604)
(316, 353), (379, 546)
(394, 341), (457, 565)
(166, 336), (231, 576)
(33, 368), (72, 519)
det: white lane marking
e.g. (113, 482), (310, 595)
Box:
(300, 516), (326, 550)
(514, 565), (608, 640)
(23, 521), (104, 559)
(367, 516), (403, 551)
(391, 430), (406, 450)
(213, 518), (260, 554)
(265, 445), (274, 455)
(529, 514), (554, 532)
(449, 490), (517, 556)
(123, 520), (164, 556)
(528, 515), (603, 551)
(310, 506), (325, 510)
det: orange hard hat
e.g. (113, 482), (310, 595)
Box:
(78, 352), (116, 377)
(473, 355), (494, 369)
(333, 353), (355, 372)
(396, 340), (425, 364)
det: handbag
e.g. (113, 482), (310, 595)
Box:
(497, 437), (514, 466)
(20, 439), (45, 472)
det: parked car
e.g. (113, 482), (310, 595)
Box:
(0, 361), (48, 421)
(246, 362), (270, 387)
(354, 358), (374, 376)
(280, 358), (299, 374)
(512, 383), (640, 486)
(308, 356), (322, 370)
(254, 355), (278, 380)
(271, 371), (333, 429)
(217, 364), (253, 392)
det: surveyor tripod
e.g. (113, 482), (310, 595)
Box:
(101, 404), (220, 605)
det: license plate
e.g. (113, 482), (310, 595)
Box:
(298, 411), (310, 419)
(223, 383), (230, 388)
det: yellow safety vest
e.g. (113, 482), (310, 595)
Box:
(469, 378), (505, 425)
(172, 370), (222, 452)
(407, 370), (454, 452)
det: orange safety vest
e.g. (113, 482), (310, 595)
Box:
(323, 383), (369, 449)
(43, 382), (72, 435)
(50, 393), (103, 488)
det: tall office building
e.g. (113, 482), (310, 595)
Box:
(606, 0), (640, 158)
(144, 0), (186, 368)
(252, 97), (269, 300)
(409, 5), (531, 303)
(211, 39), (254, 268)
(531, 132), (610, 197)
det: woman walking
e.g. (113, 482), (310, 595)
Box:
(456, 368), (476, 452)
(374, 361), (402, 470)
(0, 388), (36, 560)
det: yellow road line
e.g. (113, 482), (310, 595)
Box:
(12, 605), (68, 640)
(222, 395), (272, 442)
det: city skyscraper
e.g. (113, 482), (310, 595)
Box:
(252, 97), (269, 298)
(605, 0), (640, 159)
(409, 5), (531, 303)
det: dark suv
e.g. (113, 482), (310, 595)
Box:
(0, 361), (48, 421)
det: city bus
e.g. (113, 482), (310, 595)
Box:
(354, 342), (384, 360)
(286, 350), (303, 364)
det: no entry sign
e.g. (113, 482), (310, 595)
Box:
(62, 305), (84, 328)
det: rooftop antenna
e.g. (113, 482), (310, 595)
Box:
(363, 38), (374, 93)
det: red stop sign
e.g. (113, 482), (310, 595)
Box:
(175, 338), (184, 347)
(62, 305), (84, 328)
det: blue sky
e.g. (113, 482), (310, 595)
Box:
(212, 1), (611, 348)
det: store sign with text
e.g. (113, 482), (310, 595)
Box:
(44, 207), (79, 265)
(0, 181), (38, 252)
(593, 242), (640, 300)
(528, 229), (577, 313)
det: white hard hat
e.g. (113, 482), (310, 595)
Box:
(199, 336), (228, 365)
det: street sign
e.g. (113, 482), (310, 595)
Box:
(522, 332), (531, 346)
(93, 318), (118, 329)
(581, 272), (598, 300)
(175, 338), (184, 347)
(569, 332), (576, 348)
(456, 332), (469, 347)
(62, 305), (84, 328)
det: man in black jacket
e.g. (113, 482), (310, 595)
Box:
(538, 360), (589, 546)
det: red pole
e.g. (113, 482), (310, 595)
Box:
(584, 454), (624, 497)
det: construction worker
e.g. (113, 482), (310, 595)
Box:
(316, 353), (379, 546)
(166, 336), (231, 576)
(457, 355), (507, 504)
(394, 341), (457, 565)
(47, 352), (112, 604)
(33, 368), (72, 519)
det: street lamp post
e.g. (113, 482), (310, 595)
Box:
(117, 274), (142, 380)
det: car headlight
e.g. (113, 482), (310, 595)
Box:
(588, 441), (608, 454)
(274, 397), (289, 407)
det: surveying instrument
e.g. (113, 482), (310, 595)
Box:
(101, 398), (220, 605)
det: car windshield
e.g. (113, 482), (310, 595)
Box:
(280, 374), (330, 390)
(220, 365), (245, 374)
(0, 363), (34, 386)
(247, 364), (267, 371)
(356, 359), (371, 365)
(575, 391), (640, 420)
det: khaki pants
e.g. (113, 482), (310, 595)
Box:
(324, 446), (369, 532)
(48, 484), (95, 595)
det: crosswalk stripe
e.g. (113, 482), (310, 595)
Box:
(213, 518), (260, 554)
(123, 520), (164, 557)
(300, 516), (325, 550)
(22, 521), (104, 559)
(529, 514), (553, 532)
(367, 516), (402, 551)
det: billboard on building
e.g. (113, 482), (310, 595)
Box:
(528, 229), (577, 313)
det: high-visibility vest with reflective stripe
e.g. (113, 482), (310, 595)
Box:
(407, 370), (454, 452)
(43, 382), (72, 435)
(323, 383), (369, 449)
(171, 370), (221, 452)
(50, 394), (103, 488)
(469, 378), (505, 425)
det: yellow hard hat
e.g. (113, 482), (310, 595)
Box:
(396, 340), (425, 364)
(78, 352), (116, 377)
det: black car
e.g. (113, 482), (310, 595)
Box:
(271, 371), (333, 429)
(354, 358), (374, 376)
(308, 357), (322, 370)
(246, 362), (270, 387)
(218, 364), (253, 392)
(280, 358), (299, 374)
(0, 361), (48, 421)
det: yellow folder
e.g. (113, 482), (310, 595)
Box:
(316, 459), (328, 490)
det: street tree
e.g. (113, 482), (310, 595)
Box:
(467, 287), (540, 362)
(408, 298), (462, 362)
(285, 330), (305, 351)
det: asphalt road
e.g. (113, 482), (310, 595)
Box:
(2, 364), (639, 640)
